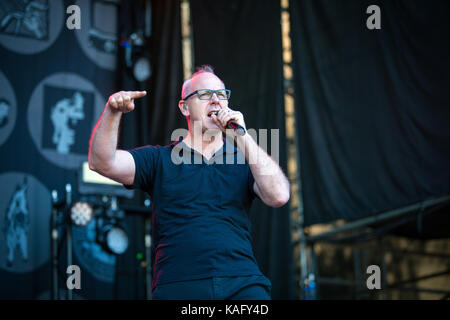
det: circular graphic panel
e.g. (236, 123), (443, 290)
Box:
(0, 0), (64, 54)
(27, 72), (105, 169)
(0, 70), (17, 146)
(72, 220), (116, 283)
(74, 0), (118, 71)
(0, 172), (51, 273)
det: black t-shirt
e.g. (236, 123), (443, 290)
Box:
(126, 137), (263, 288)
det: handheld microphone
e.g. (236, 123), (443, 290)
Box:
(211, 111), (246, 136)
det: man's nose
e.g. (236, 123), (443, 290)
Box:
(210, 92), (220, 102)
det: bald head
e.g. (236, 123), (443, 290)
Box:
(181, 65), (225, 99)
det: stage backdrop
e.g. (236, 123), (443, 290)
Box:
(0, 0), (148, 299)
(290, 0), (450, 227)
(0, 0), (296, 300)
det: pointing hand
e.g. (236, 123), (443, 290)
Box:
(107, 90), (147, 113)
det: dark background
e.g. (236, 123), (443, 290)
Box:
(0, 0), (449, 300)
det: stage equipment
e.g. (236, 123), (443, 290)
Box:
(96, 196), (129, 255)
(70, 201), (94, 226)
(78, 161), (134, 198)
(49, 161), (152, 299)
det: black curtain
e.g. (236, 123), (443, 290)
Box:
(119, 0), (184, 150)
(290, 0), (450, 227)
(190, 0), (295, 299)
(115, 0), (185, 298)
(147, 0), (185, 146)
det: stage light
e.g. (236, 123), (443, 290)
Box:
(133, 56), (152, 82)
(94, 196), (129, 255)
(105, 225), (129, 255)
(96, 218), (129, 255)
(70, 201), (93, 226)
(120, 31), (152, 83)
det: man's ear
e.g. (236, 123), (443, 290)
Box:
(178, 100), (189, 116)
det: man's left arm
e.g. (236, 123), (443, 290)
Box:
(236, 133), (290, 208)
(213, 108), (290, 208)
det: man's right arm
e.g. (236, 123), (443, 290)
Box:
(88, 90), (147, 186)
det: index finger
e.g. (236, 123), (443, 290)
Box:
(128, 91), (147, 99)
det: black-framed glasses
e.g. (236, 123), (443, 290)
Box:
(183, 89), (231, 101)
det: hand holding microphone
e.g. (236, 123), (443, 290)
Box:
(211, 108), (247, 136)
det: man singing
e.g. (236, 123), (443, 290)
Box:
(88, 65), (290, 299)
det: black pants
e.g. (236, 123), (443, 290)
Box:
(152, 275), (272, 300)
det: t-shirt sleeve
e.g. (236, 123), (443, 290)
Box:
(124, 145), (159, 191)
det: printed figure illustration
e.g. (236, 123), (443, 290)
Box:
(0, 0), (49, 40)
(50, 92), (85, 154)
(0, 98), (10, 128)
(4, 177), (30, 267)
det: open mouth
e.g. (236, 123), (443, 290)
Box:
(207, 110), (219, 117)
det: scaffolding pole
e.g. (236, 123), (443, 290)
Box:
(280, 0), (309, 299)
(306, 193), (450, 242)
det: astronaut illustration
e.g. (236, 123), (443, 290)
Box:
(50, 92), (85, 154)
(4, 177), (30, 267)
